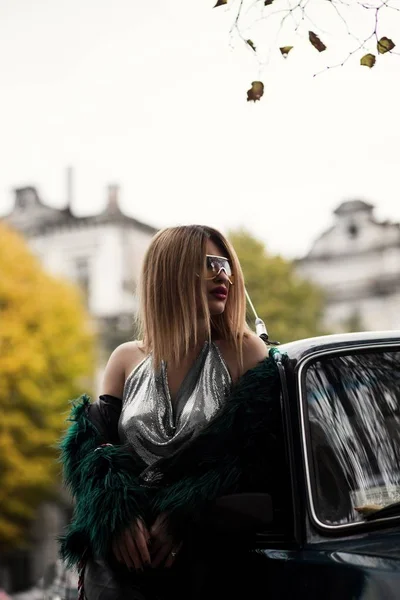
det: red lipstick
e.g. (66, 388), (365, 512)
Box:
(211, 286), (228, 300)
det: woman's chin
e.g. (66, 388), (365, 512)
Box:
(208, 299), (227, 316)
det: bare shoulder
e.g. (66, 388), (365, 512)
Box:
(101, 341), (146, 398)
(241, 332), (269, 375)
(215, 333), (268, 383)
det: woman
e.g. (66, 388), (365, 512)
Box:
(59, 225), (284, 600)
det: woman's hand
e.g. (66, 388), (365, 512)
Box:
(112, 518), (151, 571)
(150, 512), (182, 568)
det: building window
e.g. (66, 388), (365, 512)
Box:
(347, 223), (358, 238)
(122, 278), (137, 294)
(74, 257), (90, 300)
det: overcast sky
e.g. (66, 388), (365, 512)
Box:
(0, 0), (399, 258)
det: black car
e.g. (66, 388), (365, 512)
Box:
(237, 331), (400, 599)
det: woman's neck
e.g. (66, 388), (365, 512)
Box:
(195, 318), (221, 342)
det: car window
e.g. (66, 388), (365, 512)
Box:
(304, 349), (400, 527)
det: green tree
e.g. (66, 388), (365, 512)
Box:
(229, 229), (326, 343)
(0, 223), (95, 550)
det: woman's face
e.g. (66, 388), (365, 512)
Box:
(204, 239), (232, 316)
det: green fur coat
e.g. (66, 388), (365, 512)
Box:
(58, 353), (283, 569)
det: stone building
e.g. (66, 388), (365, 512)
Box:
(295, 199), (400, 332)
(2, 183), (157, 384)
(0, 182), (157, 592)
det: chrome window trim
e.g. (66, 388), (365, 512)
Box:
(298, 341), (400, 533)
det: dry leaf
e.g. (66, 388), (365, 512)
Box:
(247, 81), (264, 102)
(247, 39), (257, 52)
(280, 46), (293, 58)
(309, 31), (327, 52)
(377, 37), (395, 54)
(214, 0), (227, 7)
(360, 53), (376, 68)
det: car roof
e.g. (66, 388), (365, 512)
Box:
(275, 330), (400, 363)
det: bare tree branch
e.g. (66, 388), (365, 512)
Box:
(217, 0), (400, 95)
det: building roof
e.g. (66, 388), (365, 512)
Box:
(1, 185), (157, 236)
(333, 199), (374, 215)
(296, 198), (400, 263)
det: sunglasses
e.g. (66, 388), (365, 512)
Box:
(204, 255), (234, 285)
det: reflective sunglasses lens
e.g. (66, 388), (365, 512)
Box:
(206, 256), (233, 279)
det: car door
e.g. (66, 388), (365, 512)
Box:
(274, 344), (400, 600)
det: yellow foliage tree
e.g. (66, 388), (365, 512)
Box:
(229, 229), (326, 343)
(0, 223), (95, 550)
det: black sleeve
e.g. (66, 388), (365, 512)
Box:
(86, 394), (123, 444)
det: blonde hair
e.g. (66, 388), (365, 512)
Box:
(137, 225), (247, 369)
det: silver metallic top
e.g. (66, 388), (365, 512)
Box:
(119, 341), (232, 467)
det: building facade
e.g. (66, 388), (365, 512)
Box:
(2, 184), (157, 383)
(295, 199), (400, 333)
